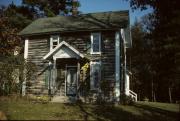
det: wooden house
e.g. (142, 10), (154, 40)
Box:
(19, 10), (136, 102)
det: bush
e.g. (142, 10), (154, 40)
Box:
(143, 97), (149, 102)
(120, 94), (134, 105)
(28, 95), (51, 103)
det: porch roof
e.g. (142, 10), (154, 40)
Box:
(43, 41), (84, 60)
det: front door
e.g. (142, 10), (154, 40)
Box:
(66, 67), (77, 96)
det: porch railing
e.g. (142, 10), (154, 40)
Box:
(129, 90), (137, 102)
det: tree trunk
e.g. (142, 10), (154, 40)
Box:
(153, 91), (156, 102)
(169, 87), (172, 103)
(152, 80), (154, 102)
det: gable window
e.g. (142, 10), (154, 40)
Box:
(50, 35), (60, 51)
(90, 61), (101, 90)
(91, 33), (101, 54)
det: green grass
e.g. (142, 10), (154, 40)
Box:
(0, 98), (179, 121)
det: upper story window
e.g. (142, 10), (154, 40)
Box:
(91, 33), (101, 54)
(50, 35), (60, 51)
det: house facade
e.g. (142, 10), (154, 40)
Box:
(19, 10), (135, 102)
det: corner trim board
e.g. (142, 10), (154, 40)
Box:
(115, 31), (121, 101)
(24, 39), (29, 59)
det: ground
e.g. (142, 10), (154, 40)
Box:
(0, 97), (179, 121)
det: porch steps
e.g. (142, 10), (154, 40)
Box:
(51, 96), (76, 103)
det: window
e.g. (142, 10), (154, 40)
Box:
(90, 61), (101, 90)
(50, 35), (60, 51)
(91, 33), (101, 54)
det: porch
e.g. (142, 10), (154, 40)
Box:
(43, 41), (88, 102)
(49, 58), (81, 102)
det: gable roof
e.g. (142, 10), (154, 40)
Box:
(43, 41), (84, 60)
(19, 10), (129, 36)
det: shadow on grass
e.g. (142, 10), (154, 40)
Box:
(77, 103), (179, 121)
(133, 103), (179, 121)
(78, 104), (142, 121)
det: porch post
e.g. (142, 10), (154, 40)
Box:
(115, 31), (121, 102)
(65, 64), (67, 96)
(77, 61), (80, 98)
(53, 58), (57, 94)
(48, 61), (52, 95)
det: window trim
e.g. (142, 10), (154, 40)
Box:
(50, 35), (60, 51)
(90, 33), (101, 54)
(90, 61), (101, 90)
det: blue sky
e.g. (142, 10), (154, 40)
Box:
(0, 0), (153, 24)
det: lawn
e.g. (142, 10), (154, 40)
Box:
(0, 97), (179, 121)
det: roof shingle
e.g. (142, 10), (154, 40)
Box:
(19, 10), (129, 36)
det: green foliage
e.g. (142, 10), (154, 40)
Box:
(128, 0), (180, 102)
(0, 56), (37, 96)
(22, 0), (81, 17)
(29, 95), (51, 103)
(143, 97), (149, 102)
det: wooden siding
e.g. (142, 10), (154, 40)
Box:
(26, 30), (116, 95)
(60, 31), (115, 82)
(27, 36), (49, 95)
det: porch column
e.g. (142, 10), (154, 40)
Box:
(77, 61), (80, 98)
(52, 58), (57, 94)
(48, 61), (52, 95)
(115, 31), (121, 102)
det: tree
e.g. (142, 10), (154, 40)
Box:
(0, 4), (37, 95)
(129, 18), (155, 101)
(127, 0), (180, 102)
(22, 0), (80, 17)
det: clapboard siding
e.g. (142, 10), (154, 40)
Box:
(101, 31), (115, 81)
(60, 31), (116, 81)
(27, 38), (49, 95)
(26, 30), (116, 95)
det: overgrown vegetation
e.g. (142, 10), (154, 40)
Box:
(0, 98), (179, 120)
(0, 55), (37, 96)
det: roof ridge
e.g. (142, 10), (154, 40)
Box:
(33, 10), (129, 20)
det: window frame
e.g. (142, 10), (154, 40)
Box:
(90, 61), (101, 90)
(50, 35), (60, 51)
(90, 33), (101, 54)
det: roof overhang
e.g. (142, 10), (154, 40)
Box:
(43, 41), (84, 60)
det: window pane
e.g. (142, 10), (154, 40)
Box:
(93, 34), (100, 52)
(53, 41), (58, 48)
(91, 63), (101, 89)
(94, 67), (99, 88)
(93, 43), (99, 52)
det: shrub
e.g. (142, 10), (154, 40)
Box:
(143, 97), (149, 102)
(120, 94), (134, 105)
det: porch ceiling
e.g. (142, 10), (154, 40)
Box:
(43, 41), (84, 60)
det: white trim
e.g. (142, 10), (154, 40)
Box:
(24, 39), (29, 59)
(90, 61), (101, 90)
(115, 31), (120, 101)
(121, 29), (129, 96)
(125, 73), (130, 96)
(50, 35), (60, 51)
(90, 33), (101, 54)
(43, 41), (84, 60)
(22, 38), (28, 96)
